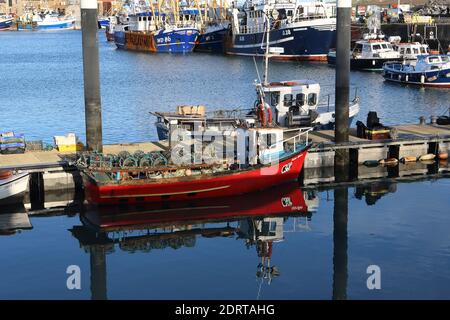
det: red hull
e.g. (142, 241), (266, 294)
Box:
(83, 147), (309, 205)
(82, 182), (308, 230)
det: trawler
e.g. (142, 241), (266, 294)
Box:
(114, 2), (200, 53)
(225, 0), (337, 61)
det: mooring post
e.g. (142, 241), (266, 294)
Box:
(81, 0), (103, 152)
(332, 186), (348, 300)
(334, 0), (351, 169)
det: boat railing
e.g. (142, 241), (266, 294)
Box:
(259, 127), (312, 155)
(206, 108), (254, 119)
(317, 87), (359, 112)
(281, 127), (313, 153)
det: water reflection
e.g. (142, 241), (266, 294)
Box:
(1, 175), (449, 299)
(0, 203), (32, 236)
(70, 183), (318, 300)
(354, 181), (397, 205)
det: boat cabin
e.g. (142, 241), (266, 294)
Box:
(392, 42), (429, 60)
(128, 12), (163, 32)
(415, 54), (450, 72)
(352, 38), (400, 59)
(260, 80), (320, 127)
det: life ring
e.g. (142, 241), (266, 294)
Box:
(267, 107), (273, 126)
(257, 104), (267, 127)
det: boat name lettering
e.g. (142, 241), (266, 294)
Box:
(281, 162), (292, 174)
(281, 197), (293, 207)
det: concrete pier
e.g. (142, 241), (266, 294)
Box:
(0, 124), (449, 201)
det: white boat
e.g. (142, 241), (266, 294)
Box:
(328, 32), (402, 70)
(0, 15), (13, 31)
(18, 14), (75, 30)
(0, 171), (29, 204)
(389, 39), (429, 60)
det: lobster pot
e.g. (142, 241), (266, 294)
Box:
(25, 140), (44, 151)
(0, 132), (25, 154)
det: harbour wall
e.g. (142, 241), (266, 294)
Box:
(381, 23), (450, 50)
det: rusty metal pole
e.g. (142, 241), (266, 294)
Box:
(335, 0), (351, 168)
(81, 0), (103, 152)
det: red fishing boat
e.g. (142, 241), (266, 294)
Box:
(81, 182), (310, 229)
(80, 128), (311, 205)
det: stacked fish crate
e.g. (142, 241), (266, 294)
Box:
(0, 132), (26, 154)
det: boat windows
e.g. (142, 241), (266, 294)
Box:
(429, 56), (440, 63)
(420, 47), (428, 54)
(287, 10), (293, 17)
(372, 44), (382, 51)
(308, 93), (317, 106)
(261, 133), (276, 148)
(441, 56), (449, 63)
(296, 93), (305, 107)
(283, 94), (293, 107)
(268, 92), (280, 107)
(406, 48), (411, 54)
(354, 43), (363, 53)
(413, 48), (419, 54)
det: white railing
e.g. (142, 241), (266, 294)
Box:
(281, 127), (313, 152)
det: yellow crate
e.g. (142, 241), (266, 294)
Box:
(57, 143), (84, 152)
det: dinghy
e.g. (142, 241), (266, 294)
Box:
(0, 171), (30, 205)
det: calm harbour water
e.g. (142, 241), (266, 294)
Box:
(1, 30), (450, 300)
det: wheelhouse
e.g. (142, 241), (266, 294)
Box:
(261, 80), (320, 127)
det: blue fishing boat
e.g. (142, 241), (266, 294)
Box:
(0, 15), (13, 31)
(225, 0), (337, 61)
(383, 55), (450, 88)
(114, 7), (199, 54)
(195, 22), (229, 53)
(98, 17), (109, 28)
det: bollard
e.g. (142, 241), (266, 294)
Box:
(430, 116), (437, 125)
(419, 116), (426, 125)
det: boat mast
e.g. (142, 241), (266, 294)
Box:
(263, 11), (270, 86)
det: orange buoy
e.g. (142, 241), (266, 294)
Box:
(438, 152), (448, 160)
(400, 156), (417, 163)
(379, 158), (398, 166)
(0, 170), (13, 180)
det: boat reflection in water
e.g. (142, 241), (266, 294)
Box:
(354, 181), (397, 205)
(70, 182), (318, 299)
